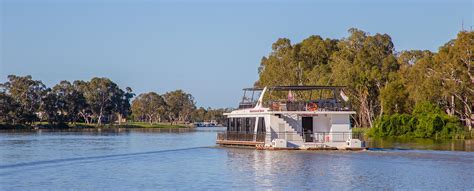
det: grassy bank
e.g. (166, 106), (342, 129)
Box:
(119, 122), (188, 128)
(0, 122), (189, 130)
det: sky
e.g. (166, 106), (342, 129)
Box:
(1, 0), (472, 108)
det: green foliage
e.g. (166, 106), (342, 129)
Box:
(379, 73), (409, 114)
(257, 29), (473, 130)
(0, 76), (134, 127)
(190, 107), (230, 124)
(0, 92), (19, 123)
(163, 90), (196, 123)
(131, 92), (167, 124)
(370, 103), (465, 139)
(52, 80), (87, 123)
(0, 75), (227, 128)
(1, 75), (46, 124)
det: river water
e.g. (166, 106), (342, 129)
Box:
(1, 127), (473, 190)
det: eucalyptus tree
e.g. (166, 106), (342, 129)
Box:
(40, 88), (64, 125)
(257, 36), (339, 100)
(1, 75), (46, 124)
(114, 87), (134, 125)
(296, 35), (339, 85)
(73, 80), (93, 124)
(396, 50), (442, 108)
(0, 92), (19, 124)
(52, 80), (87, 124)
(77, 77), (131, 125)
(434, 31), (473, 130)
(258, 38), (299, 86)
(331, 28), (399, 127)
(191, 107), (207, 122)
(131, 92), (166, 124)
(163, 90), (196, 124)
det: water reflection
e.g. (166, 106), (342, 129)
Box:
(223, 148), (474, 190)
(367, 137), (474, 152)
(242, 147), (469, 189)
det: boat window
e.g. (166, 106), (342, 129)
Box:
(228, 118), (237, 131)
(225, 118), (231, 131)
(244, 117), (256, 133)
(235, 118), (242, 131)
(227, 117), (257, 132)
(257, 117), (266, 133)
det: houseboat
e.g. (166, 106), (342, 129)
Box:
(216, 86), (365, 150)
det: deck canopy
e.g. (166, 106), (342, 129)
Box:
(242, 85), (345, 91)
(269, 85), (345, 91)
(239, 85), (351, 111)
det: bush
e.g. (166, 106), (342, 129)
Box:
(371, 102), (465, 139)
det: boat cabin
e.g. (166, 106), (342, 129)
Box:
(217, 86), (364, 149)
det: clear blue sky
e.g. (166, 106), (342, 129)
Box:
(1, 0), (472, 108)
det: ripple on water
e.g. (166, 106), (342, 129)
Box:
(0, 129), (473, 190)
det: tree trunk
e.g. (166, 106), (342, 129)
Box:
(464, 97), (472, 131)
(79, 111), (89, 124)
(97, 107), (103, 126)
(117, 113), (123, 125)
(357, 90), (372, 128)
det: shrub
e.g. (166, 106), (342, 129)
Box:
(371, 102), (465, 139)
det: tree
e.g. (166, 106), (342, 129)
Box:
(0, 92), (19, 124)
(191, 107), (207, 122)
(40, 88), (64, 125)
(52, 80), (87, 124)
(258, 38), (299, 86)
(72, 80), (93, 124)
(79, 77), (128, 125)
(1, 75), (46, 124)
(331, 28), (399, 127)
(434, 31), (473, 130)
(397, 50), (442, 109)
(131, 92), (166, 124)
(114, 87), (134, 125)
(163, 90), (196, 124)
(379, 73), (409, 115)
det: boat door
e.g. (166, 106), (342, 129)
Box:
(302, 117), (313, 142)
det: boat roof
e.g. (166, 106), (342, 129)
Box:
(242, 85), (346, 91)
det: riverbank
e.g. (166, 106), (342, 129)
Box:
(0, 122), (189, 130)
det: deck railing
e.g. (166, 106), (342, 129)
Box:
(217, 132), (364, 143)
(217, 132), (266, 142)
(303, 132), (364, 143)
(263, 100), (351, 112)
(237, 100), (351, 111)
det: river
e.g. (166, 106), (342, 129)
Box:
(1, 127), (473, 190)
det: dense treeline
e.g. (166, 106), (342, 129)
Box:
(0, 75), (226, 128)
(0, 76), (133, 126)
(190, 107), (231, 125)
(256, 28), (473, 136)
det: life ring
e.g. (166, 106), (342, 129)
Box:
(307, 102), (318, 111)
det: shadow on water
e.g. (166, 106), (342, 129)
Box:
(0, 147), (208, 170)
